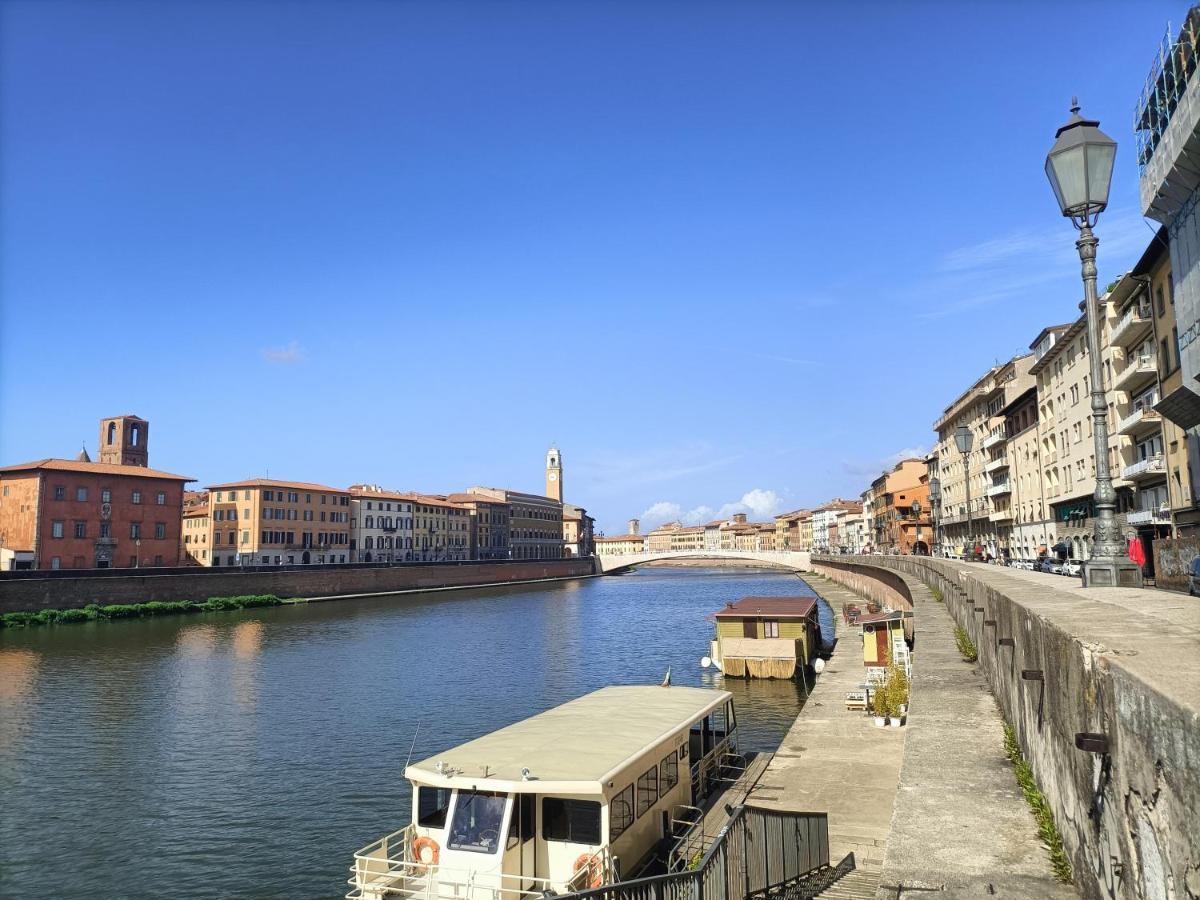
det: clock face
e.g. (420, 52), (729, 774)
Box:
(548, 472), (557, 481)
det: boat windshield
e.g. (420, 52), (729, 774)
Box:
(448, 790), (508, 854)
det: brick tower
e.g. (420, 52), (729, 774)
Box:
(98, 415), (149, 467)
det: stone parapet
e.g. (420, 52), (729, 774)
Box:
(811, 555), (1199, 900)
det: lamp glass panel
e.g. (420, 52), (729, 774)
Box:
(1048, 147), (1088, 213)
(1085, 143), (1116, 208)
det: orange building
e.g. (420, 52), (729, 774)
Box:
(0, 416), (192, 570)
(203, 478), (351, 566)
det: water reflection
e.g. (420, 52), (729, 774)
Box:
(0, 566), (827, 898)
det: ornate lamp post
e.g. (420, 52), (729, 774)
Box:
(1045, 99), (1142, 588)
(955, 425), (974, 559)
(912, 499), (923, 555)
(929, 477), (941, 556)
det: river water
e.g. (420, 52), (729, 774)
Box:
(0, 566), (830, 899)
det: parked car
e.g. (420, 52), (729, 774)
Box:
(1037, 558), (1058, 573)
(1061, 559), (1083, 577)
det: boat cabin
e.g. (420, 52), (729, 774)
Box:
(349, 685), (738, 900)
(708, 596), (820, 679)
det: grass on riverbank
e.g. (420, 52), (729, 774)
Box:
(928, 583), (944, 602)
(0, 595), (283, 629)
(954, 626), (978, 662)
(1003, 723), (1073, 883)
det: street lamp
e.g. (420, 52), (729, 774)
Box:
(1045, 99), (1142, 588)
(929, 477), (941, 556)
(955, 425), (974, 559)
(912, 499), (923, 555)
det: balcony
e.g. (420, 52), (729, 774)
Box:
(1114, 354), (1158, 393)
(1121, 455), (1166, 480)
(1116, 405), (1162, 437)
(1110, 303), (1154, 348)
(1044, 449), (1057, 464)
(1127, 507), (1172, 526)
(984, 456), (1009, 473)
(980, 432), (1005, 450)
(986, 481), (1012, 498)
(989, 507), (1014, 523)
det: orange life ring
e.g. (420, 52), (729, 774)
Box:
(412, 836), (440, 870)
(573, 853), (604, 889)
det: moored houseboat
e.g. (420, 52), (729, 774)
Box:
(347, 685), (741, 900)
(707, 596), (821, 679)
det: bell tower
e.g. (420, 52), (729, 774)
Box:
(545, 446), (563, 502)
(98, 415), (149, 467)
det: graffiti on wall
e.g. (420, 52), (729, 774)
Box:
(1152, 538), (1200, 592)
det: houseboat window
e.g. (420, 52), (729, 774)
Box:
(448, 790), (507, 854)
(635, 767), (658, 817)
(764, 619), (779, 638)
(542, 798), (600, 845)
(660, 753), (678, 793)
(609, 785), (634, 841)
(725, 702), (736, 733)
(417, 787), (452, 828)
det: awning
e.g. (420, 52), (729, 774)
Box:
(1155, 383), (1200, 429)
(1051, 542), (1071, 555)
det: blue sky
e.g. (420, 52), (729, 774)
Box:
(0, 0), (1183, 534)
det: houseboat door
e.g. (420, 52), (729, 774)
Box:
(742, 619), (757, 638)
(502, 793), (537, 894)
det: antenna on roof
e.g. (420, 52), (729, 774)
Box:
(403, 720), (422, 774)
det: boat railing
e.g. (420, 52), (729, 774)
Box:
(556, 805), (831, 900)
(347, 825), (601, 900)
(689, 734), (738, 801)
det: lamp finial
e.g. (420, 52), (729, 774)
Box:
(1070, 96), (1080, 114)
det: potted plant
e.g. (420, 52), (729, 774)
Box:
(883, 657), (909, 727)
(871, 687), (887, 727)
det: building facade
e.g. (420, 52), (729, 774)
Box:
(349, 485), (415, 563)
(447, 493), (511, 560)
(468, 487), (564, 559)
(562, 503), (595, 558)
(0, 416), (191, 571)
(203, 478), (352, 566)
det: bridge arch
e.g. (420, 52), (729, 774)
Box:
(595, 549), (812, 574)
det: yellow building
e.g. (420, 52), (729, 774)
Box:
(398, 493), (470, 561)
(204, 478), (351, 566)
(181, 491), (210, 566)
(595, 533), (646, 556)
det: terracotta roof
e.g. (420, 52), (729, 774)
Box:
(392, 492), (461, 510)
(350, 486), (423, 502)
(857, 610), (910, 624)
(182, 506), (209, 518)
(596, 534), (644, 542)
(446, 492), (507, 506)
(712, 596), (817, 618)
(0, 458), (194, 481)
(206, 477), (347, 494)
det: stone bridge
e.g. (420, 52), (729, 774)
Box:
(595, 549), (812, 574)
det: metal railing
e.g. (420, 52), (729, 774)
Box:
(555, 805), (830, 900)
(348, 824), (599, 900)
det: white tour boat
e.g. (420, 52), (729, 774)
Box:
(348, 685), (740, 900)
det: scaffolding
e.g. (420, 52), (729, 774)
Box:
(1135, 6), (1200, 172)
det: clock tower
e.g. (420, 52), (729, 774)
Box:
(546, 446), (563, 502)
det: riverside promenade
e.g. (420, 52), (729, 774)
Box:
(752, 570), (1082, 899)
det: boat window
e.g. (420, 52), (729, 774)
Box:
(417, 786), (452, 828)
(447, 790), (508, 854)
(636, 766), (658, 817)
(764, 619), (780, 638)
(542, 798), (601, 845)
(609, 785), (634, 841)
(725, 702), (736, 733)
(660, 752), (678, 794)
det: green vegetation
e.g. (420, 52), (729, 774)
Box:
(0, 595), (282, 629)
(954, 626), (978, 662)
(1003, 723), (1073, 883)
(871, 647), (910, 719)
(928, 584), (944, 602)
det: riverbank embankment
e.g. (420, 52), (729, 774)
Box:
(0, 558), (596, 613)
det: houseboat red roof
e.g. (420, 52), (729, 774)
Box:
(712, 596), (818, 618)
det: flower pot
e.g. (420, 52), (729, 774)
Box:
(888, 717), (903, 728)
(899, 703), (908, 715)
(873, 716), (886, 727)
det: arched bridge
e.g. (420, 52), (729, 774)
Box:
(596, 549), (812, 574)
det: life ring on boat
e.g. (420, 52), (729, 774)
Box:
(573, 853), (604, 889)
(411, 836), (440, 870)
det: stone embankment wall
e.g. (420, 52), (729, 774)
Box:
(812, 555), (1198, 900)
(1151, 537), (1200, 593)
(0, 558), (597, 613)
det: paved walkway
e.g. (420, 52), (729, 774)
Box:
(747, 575), (904, 870)
(874, 570), (1079, 899)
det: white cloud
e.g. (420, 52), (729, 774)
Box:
(262, 340), (306, 364)
(578, 444), (742, 496)
(637, 489), (787, 531)
(883, 446), (928, 468)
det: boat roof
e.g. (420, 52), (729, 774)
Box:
(405, 685), (730, 796)
(711, 596), (817, 618)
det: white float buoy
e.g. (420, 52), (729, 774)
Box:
(813, 658), (826, 674)
(700, 656), (712, 669)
